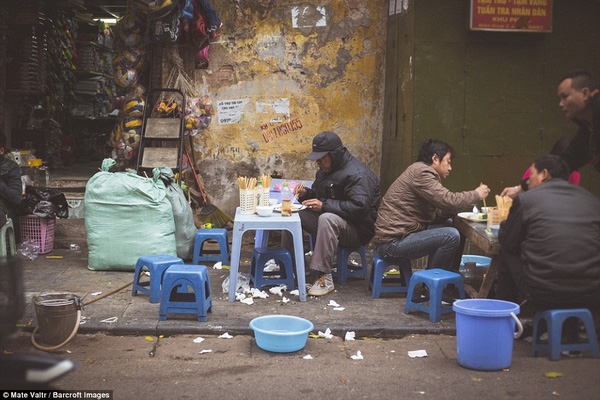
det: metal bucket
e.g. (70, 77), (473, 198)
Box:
(32, 293), (81, 347)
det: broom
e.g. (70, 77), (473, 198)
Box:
(184, 147), (232, 227)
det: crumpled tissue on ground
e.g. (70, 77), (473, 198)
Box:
(219, 332), (233, 339)
(269, 285), (288, 296)
(263, 259), (279, 272)
(344, 331), (356, 341)
(250, 288), (269, 298)
(350, 351), (363, 360)
(318, 328), (334, 339)
(328, 299), (344, 310)
(408, 350), (428, 358)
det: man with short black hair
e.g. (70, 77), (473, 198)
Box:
(373, 139), (489, 270)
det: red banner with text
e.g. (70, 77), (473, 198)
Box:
(470, 0), (552, 32)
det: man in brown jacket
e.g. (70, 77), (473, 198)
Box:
(373, 139), (489, 269)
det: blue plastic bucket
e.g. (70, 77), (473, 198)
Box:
(452, 299), (523, 371)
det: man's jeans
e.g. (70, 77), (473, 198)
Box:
(376, 222), (460, 269)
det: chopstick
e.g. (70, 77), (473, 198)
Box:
(292, 181), (305, 204)
(481, 182), (487, 209)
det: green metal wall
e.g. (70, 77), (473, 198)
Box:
(383, 0), (600, 198)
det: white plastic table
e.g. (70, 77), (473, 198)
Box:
(228, 207), (307, 301)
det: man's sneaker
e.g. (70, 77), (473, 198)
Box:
(307, 273), (334, 296)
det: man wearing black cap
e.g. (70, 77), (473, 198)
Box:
(283, 131), (381, 296)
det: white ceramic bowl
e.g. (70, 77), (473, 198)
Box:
(256, 206), (274, 217)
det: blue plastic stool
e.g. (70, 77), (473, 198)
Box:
(159, 264), (212, 322)
(250, 247), (296, 290)
(132, 254), (184, 303)
(333, 246), (368, 284)
(369, 254), (413, 299)
(404, 268), (465, 322)
(192, 228), (229, 265)
(532, 308), (600, 360)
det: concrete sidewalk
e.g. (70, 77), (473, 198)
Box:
(15, 238), (458, 339)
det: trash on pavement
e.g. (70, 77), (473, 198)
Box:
(408, 350), (428, 358)
(317, 328), (333, 339)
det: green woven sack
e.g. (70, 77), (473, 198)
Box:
(84, 159), (177, 271)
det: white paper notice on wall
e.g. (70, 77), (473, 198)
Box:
(291, 6), (326, 28)
(217, 99), (250, 124)
(257, 98), (290, 123)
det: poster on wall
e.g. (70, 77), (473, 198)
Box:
(470, 0), (552, 32)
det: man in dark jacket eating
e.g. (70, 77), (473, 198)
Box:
(283, 131), (381, 296)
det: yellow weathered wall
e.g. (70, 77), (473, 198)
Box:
(188, 1), (387, 214)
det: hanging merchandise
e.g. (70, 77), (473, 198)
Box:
(195, 0), (222, 38)
(123, 95), (145, 118)
(150, 1), (182, 42)
(190, 4), (209, 69)
(111, 85), (147, 169)
(184, 98), (214, 136)
(115, 12), (145, 48)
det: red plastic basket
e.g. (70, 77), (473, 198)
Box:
(19, 215), (56, 254)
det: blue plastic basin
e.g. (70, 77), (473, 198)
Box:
(249, 315), (313, 353)
(459, 255), (491, 272)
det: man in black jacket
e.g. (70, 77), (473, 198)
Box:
(496, 155), (600, 315)
(283, 131), (381, 296)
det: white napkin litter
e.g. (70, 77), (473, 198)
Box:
(318, 328), (333, 339)
(407, 350), (428, 358)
